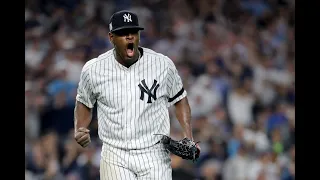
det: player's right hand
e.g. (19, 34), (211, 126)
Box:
(74, 127), (91, 148)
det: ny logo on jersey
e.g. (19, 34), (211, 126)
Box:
(138, 79), (160, 103)
(123, 13), (132, 22)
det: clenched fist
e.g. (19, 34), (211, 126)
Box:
(74, 127), (91, 148)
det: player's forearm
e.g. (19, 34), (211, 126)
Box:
(74, 101), (92, 131)
(174, 97), (193, 140)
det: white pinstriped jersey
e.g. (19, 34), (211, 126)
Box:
(76, 47), (187, 150)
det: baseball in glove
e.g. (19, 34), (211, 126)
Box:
(156, 134), (200, 162)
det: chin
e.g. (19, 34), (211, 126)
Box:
(125, 56), (135, 60)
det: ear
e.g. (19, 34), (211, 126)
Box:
(108, 32), (114, 45)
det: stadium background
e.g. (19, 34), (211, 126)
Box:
(25, 0), (295, 179)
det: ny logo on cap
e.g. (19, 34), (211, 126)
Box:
(123, 13), (132, 22)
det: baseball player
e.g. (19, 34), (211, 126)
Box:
(74, 10), (200, 180)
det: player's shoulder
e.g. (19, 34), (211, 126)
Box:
(82, 49), (114, 71)
(142, 47), (173, 66)
(82, 58), (98, 72)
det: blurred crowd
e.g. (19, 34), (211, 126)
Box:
(25, 0), (295, 179)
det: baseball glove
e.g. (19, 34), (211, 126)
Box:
(157, 134), (200, 162)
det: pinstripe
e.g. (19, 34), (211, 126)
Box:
(101, 157), (138, 180)
(115, 163), (120, 180)
(148, 55), (155, 179)
(77, 47), (184, 179)
(119, 164), (124, 180)
(114, 60), (120, 148)
(146, 54), (152, 146)
(100, 158), (106, 180)
(133, 63), (144, 176)
(101, 57), (108, 143)
(109, 160), (114, 179)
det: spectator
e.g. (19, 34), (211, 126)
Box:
(171, 155), (197, 180)
(247, 151), (279, 180)
(279, 144), (295, 180)
(227, 124), (244, 158)
(222, 144), (249, 180)
(152, 29), (186, 63)
(227, 79), (255, 127)
(199, 159), (222, 180)
(243, 119), (270, 153)
(189, 75), (222, 118)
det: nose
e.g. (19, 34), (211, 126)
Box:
(126, 33), (134, 40)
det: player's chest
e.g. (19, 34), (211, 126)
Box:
(92, 67), (167, 106)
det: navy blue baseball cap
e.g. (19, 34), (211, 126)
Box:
(109, 10), (144, 33)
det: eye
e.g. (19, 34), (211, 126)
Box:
(114, 29), (139, 36)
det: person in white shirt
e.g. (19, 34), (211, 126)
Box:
(73, 10), (200, 180)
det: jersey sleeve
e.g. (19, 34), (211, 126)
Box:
(166, 57), (187, 107)
(76, 62), (96, 108)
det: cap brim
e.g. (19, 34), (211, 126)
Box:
(111, 26), (144, 33)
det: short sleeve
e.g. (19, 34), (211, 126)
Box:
(76, 62), (96, 108)
(166, 57), (187, 107)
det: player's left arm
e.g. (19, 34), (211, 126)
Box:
(166, 57), (201, 156)
(166, 57), (192, 139)
(174, 97), (193, 140)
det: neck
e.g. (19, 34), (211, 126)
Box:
(115, 48), (140, 68)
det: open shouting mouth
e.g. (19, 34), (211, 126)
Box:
(126, 43), (134, 57)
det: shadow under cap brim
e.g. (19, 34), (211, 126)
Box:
(110, 26), (144, 33)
